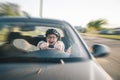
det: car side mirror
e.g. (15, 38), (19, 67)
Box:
(92, 44), (110, 58)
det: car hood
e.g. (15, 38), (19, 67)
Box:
(0, 60), (112, 80)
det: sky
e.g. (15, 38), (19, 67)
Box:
(0, 0), (120, 28)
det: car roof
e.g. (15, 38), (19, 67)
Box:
(0, 17), (67, 25)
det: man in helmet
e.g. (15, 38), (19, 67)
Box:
(37, 29), (65, 51)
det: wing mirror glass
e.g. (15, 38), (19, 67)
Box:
(92, 44), (110, 58)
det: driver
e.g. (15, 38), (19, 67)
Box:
(37, 29), (65, 51)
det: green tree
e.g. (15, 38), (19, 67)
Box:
(0, 2), (22, 16)
(0, 2), (20, 16)
(87, 18), (107, 31)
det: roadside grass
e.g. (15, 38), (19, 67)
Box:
(98, 34), (120, 40)
(80, 33), (120, 40)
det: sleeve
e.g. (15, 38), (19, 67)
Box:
(54, 41), (65, 51)
(37, 41), (48, 49)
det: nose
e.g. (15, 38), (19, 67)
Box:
(49, 38), (54, 42)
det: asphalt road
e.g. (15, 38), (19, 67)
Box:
(81, 35), (120, 80)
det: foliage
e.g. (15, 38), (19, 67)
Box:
(0, 2), (29, 17)
(87, 18), (108, 31)
(86, 27), (96, 33)
(0, 2), (21, 16)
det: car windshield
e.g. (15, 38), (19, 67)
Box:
(0, 19), (89, 60)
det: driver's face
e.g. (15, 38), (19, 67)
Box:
(46, 34), (58, 45)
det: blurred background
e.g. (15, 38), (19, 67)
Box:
(0, 0), (120, 80)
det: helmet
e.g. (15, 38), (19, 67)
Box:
(45, 29), (60, 40)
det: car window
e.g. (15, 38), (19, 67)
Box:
(0, 22), (89, 59)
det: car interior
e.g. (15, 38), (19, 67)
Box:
(0, 25), (71, 57)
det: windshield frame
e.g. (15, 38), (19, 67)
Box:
(0, 18), (91, 60)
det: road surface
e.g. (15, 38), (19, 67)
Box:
(81, 35), (120, 80)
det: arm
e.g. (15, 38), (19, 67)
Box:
(54, 41), (65, 51)
(37, 41), (49, 50)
